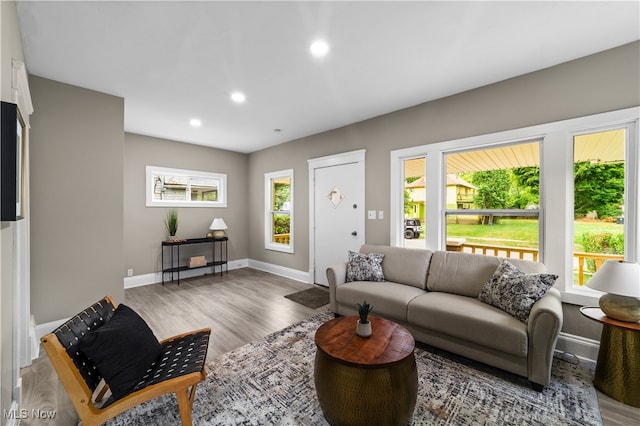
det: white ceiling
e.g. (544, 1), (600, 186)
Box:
(16, 1), (640, 154)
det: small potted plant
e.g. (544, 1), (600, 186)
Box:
(165, 209), (179, 240)
(356, 300), (374, 337)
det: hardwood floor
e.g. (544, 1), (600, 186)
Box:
(20, 268), (640, 425)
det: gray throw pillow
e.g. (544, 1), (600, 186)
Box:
(346, 251), (385, 282)
(479, 260), (557, 323)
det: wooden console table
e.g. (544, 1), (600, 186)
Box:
(580, 306), (640, 407)
(161, 237), (228, 284)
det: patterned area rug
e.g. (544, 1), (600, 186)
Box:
(106, 311), (602, 425)
(284, 286), (330, 309)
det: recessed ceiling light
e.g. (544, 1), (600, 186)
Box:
(310, 40), (329, 57)
(231, 92), (246, 103)
(189, 118), (201, 127)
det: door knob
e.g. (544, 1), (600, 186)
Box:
(351, 231), (358, 236)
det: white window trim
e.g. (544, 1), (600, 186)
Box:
(390, 107), (640, 306)
(145, 165), (227, 208)
(265, 169), (294, 253)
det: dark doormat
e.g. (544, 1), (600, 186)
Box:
(284, 287), (330, 309)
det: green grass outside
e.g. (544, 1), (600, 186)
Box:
(443, 218), (623, 251)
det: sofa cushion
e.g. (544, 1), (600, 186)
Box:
(346, 251), (385, 282)
(479, 260), (558, 323)
(336, 281), (425, 322)
(407, 292), (528, 357)
(360, 244), (432, 289)
(426, 251), (546, 298)
(426, 251), (501, 297)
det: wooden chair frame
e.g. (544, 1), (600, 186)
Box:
(40, 296), (210, 426)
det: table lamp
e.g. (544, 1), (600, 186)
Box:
(209, 218), (227, 239)
(587, 260), (640, 322)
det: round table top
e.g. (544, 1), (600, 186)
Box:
(580, 306), (640, 331)
(314, 316), (415, 368)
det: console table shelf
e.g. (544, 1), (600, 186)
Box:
(161, 237), (228, 284)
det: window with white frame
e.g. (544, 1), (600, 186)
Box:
(390, 107), (639, 305)
(572, 127), (628, 287)
(146, 165), (227, 207)
(444, 140), (541, 261)
(265, 169), (294, 253)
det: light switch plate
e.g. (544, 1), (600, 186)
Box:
(378, 210), (384, 219)
(368, 210), (376, 219)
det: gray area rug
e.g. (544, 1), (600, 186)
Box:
(284, 286), (330, 309)
(107, 311), (602, 425)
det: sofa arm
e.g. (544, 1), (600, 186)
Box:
(527, 288), (563, 387)
(326, 263), (348, 313)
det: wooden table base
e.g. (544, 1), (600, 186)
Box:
(314, 316), (418, 426)
(315, 349), (417, 426)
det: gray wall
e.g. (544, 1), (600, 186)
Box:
(29, 76), (125, 324)
(0, 0), (25, 414)
(247, 41), (640, 339)
(124, 133), (248, 276)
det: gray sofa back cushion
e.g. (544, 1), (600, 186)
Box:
(360, 244), (432, 289)
(426, 251), (546, 298)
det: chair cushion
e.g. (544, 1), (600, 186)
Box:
(78, 304), (161, 400)
(478, 260), (558, 323)
(346, 251), (385, 282)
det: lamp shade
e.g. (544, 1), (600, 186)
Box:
(209, 218), (228, 231)
(587, 260), (640, 297)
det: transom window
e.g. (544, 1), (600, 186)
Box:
(146, 166), (227, 207)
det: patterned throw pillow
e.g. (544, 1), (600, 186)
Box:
(346, 251), (385, 282)
(478, 260), (558, 323)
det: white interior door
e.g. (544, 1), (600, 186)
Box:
(312, 158), (365, 286)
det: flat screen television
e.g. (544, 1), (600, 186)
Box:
(1, 101), (24, 221)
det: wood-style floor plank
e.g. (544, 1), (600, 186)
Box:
(19, 268), (639, 425)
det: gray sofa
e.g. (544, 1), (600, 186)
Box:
(326, 244), (563, 390)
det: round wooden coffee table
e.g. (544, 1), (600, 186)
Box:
(314, 316), (417, 426)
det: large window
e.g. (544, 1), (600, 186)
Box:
(265, 169), (294, 253)
(572, 128), (626, 286)
(444, 141), (541, 261)
(390, 107), (639, 305)
(146, 165), (227, 207)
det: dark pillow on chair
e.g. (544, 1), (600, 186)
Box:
(78, 304), (161, 400)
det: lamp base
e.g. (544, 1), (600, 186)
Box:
(599, 293), (640, 322)
(212, 230), (225, 239)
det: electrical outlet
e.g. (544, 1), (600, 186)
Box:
(127, 269), (133, 277)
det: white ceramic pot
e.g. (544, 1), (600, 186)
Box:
(356, 320), (372, 337)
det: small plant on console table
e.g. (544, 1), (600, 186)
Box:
(356, 300), (374, 337)
(165, 209), (179, 240)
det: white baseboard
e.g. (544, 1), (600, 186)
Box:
(247, 259), (311, 283)
(30, 315), (40, 361)
(123, 258), (250, 289)
(555, 331), (599, 367)
(34, 318), (68, 349)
